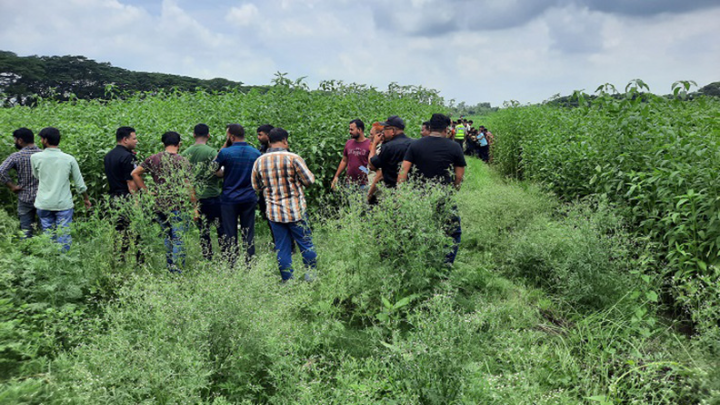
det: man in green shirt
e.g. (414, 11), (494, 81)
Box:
(181, 124), (223, 260)
(30, 127), (91, 252)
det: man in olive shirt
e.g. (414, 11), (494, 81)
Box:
(182, 123), (223, 260)
(31, 127), (91, 252)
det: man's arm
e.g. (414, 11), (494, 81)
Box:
(453, 166), (465, 190)
(70, 158), (91, 209)
(369, 153), (383, 172)
(367, 169), (382, 202)
(251, 160), (263, 192)
(397, 160), (413, 185)
(293, 156), (315, 186)
(0, 156), (21, 193)
(131, 166), (148, 191)
(331, 156), (348, 190)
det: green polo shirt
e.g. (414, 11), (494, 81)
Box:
(31, 148), (87, 211)
(181, 143), (222, 200)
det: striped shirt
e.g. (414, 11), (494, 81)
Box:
(0, 145), (41, 203)
(251, 148), (315, 223)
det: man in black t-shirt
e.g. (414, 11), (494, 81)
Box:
(103, 126), (140, 261)
(367, 115), (413, 202)
(398, 113), (465, 264)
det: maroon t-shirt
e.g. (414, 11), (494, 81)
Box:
(141, 151), (192, 211)
(343, 139), (371, 185)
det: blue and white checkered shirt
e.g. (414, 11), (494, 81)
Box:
(0, 145), (41, 203)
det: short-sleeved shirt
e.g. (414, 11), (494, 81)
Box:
(251, 148), (315, 223)
(214, 142), (261, 204)
(343, 138), (371, 185)
(181, 144), (222, 200)
(369, 133), (413, 188)
(0, 145), (40, 204)
(141, 151), (192, 212)
(31, 148), (87, 211)
(403, 136), (466, 186)
(104, 145), (137, 198)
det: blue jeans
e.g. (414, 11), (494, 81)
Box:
(269, 219), (317, 281)
(156, 211), (186, 272)
(221, 200), (256, 264)
(18, 200), (37, 239)
(197, 197), (223, 260)
(37, 208), (74, 252)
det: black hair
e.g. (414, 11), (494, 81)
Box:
(13, 127), (34, 144)
(194, 123), (209, 137)
(429, 113), (451, 131)
(161, 131), (181, 146)
(226, 124), (245, 139)
(422, 121), (431, 129)
(257, 124), (274, 134)
(39, 127), (61, 146)
(268, 127), (289, 144)
(349, 119), (365, 132)
(116, 126), (136, 142)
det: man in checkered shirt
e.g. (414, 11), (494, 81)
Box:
(251, 127), (317, 282)
(0, 128), (41, 238)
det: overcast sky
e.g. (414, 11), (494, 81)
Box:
(1, 0), (719, 106)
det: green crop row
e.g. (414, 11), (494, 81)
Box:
(0, 78), (444, 210)
(489, 83), (720, 334)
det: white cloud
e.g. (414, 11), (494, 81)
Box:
(226, 3), (259, 27)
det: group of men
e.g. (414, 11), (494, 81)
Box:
(445, 118), (494, 162)
(1, 112), (472, 279)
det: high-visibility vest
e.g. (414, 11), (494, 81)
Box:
(455, 124), (465, 140)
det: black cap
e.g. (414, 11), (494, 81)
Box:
(381, 115), (405, 130)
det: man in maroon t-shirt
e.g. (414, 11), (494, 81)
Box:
(331, 119), (371, 189)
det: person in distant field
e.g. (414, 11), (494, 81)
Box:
(367, 115), (413, 202)
(331, 119), (371, 190)
(421, 121), (431, 137)
(257, 124), (273, 154)
(366, 122), (385, 203)
(0, 128), (41, 238)
(398, 113), (465, 264)
(477, 126), (490, 163)
(31, 127), (91, 252)
(252, 127), (317, 282)
(448, 120), (457, 139)
(182, 123), (224, 260)
(454, 120), (466, 152)
(214, 123), (261, 265)
(131, 131), (194, 272)
(104, 126), (140, 260)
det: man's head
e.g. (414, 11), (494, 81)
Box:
(381, 115), (405, 141)
(469, 120), (474, 126)
(421, 121), (431, 137)
(257, 124), (274, 146)
(429, 113), (451, 132)
(226, 124), (245, 142)
(116, 126), (138, 150)
(349, 119), (365, 139)
(39, 127), (61, 147)
(193, 123), (210, 139)
(161, 131), (181, 147)
(370, 122), (384, 143)
(12, 127), (34, 149)
(268, 127), (289, 148)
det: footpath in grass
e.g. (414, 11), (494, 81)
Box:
(1, 158), (717, 404)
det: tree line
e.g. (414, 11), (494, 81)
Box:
(0, 51), (269, 107)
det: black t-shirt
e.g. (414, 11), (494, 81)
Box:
(403, 136), (466, 185)
(370, 133), (413, 188)
(104, 145), (137, 197)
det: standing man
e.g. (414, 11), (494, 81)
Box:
(367, 115), (413, 202)
(252, 128), (317, 282)
(182, 123), (223, 260)
(214, 123), (261, 264)
(131, 131), (194, 272)
(104, 126), (139, 260)
(31, 127), (91, 252)
(0, 128), (41, 238)
(398, 113), (466, 265)
(331, 119), (371, 190)
(454, 120), (466, 152)
(478, 126), (491, 163)
(256, 124), (273, 154)
(421, 121), (431, 137)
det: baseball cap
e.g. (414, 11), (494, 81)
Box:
(381, 115), (405, 130)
